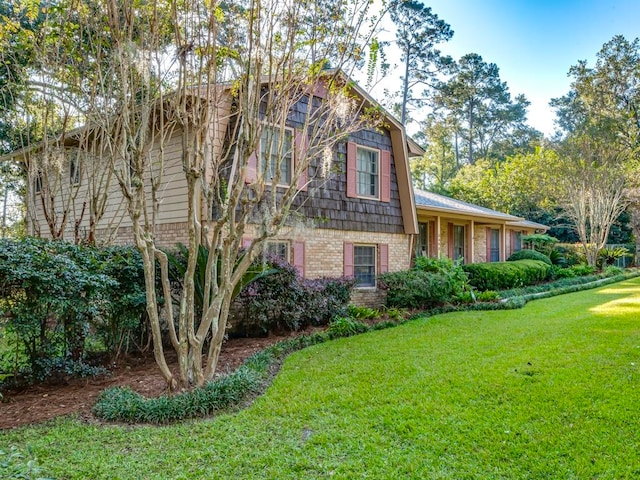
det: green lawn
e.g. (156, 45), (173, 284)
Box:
(3, 278), (640, 479)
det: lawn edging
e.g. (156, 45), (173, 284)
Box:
(93, 269), (640, 425)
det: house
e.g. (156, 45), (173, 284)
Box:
(8, 71), (548, 306)
(10, 75), (423, 306)
(414, 189), (548, 264)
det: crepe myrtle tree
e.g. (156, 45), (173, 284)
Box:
(15, 0), (387, 389)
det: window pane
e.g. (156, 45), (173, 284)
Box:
(354, 245), (376, 287)
(490, 229), (500, 262)
(356, 147), (378, 197)
(514, 232), (522, 251)
(261, 127), (292, 184)
(265, 242), (289, 262)
(453, 225), (465, 262)
(418, 223), (428, 257)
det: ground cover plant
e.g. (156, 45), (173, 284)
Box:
(3, 278), (640, 478)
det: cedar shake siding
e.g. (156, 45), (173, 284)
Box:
(291, 129), (404, 235)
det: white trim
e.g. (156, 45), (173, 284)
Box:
(354, 144), (381, 201)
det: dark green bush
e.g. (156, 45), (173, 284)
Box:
(379, 257), (469, 309)
(463, 260), (551, 291)
(550, 245), (583, 267)
(234, 255), (355, 334)
(507, 249), (552, 265)
(0, 238), (147, 384)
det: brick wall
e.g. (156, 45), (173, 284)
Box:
(243, 224), (411, 307)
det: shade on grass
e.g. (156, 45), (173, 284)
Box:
(3, 279), (640, 479)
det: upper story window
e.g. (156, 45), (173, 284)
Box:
(356, 146), (379, 198)
(261, 126), (293, 185)
(346, 141), (390, 202)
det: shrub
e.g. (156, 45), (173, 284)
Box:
(0, 238), (147, 384)
(522, 233), (558, 255)
(347, 305), (379, 320)
(604, 265), (624, 276)
(234, 255), (355, 333)
(569, 264), (596, 276)
(550, 245), (583, 267)
(327, 317), (369, 338)
(507, 249), (552, 265)
(597, 247), (630, 269)
(476, 290), (500, 302)
(463, 260), (551, 291)
(380, 268), (467, 309)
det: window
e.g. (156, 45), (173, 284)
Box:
(452, 225), (465, 263)
(417, 222), (428, 257)
(261, 126), (293, 185)
(489, 228), (500, 262)
(356, 146), (379, 198)
(354, 245), (376, 287)
(70, 151), (80, 185)
(513, 231), (522, 252)
(265, 241), (289, 262)
(34, 171), (43, 194)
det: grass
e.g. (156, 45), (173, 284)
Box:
(3, 278), (640, 478)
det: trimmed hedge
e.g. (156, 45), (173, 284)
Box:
(463, 259), (551, 291)
(507, 249), (552, 265)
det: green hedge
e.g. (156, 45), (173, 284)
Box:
(463, 259), (551, 291)
(507, 249), (552, 265)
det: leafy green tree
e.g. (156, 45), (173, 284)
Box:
(551, 35), (640, 263)
(431, 53), (530, 165)
(10, 0), (385, 389)
(411, 115), (458, 192)
(388, 0), (453, 125)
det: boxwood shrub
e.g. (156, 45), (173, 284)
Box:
(379, 262), (468, 309)
(463, 259), (551, 291)
(507, 249), (552, 265)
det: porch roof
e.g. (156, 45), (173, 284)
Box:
(414, 189), (522, 223)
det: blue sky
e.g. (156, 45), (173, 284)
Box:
(376, 0), (640, 136)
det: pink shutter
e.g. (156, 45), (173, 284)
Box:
(242, 237), (252, 249)
(379, 244), (389, 274)
(343, 242), (354, 277)
(486, 227), (491, 262)
(346, 142), (357, 198)
(510, 231), (516, 256)
(293, 241), (305, 277)
(295, 130), (308, 191)
(381, 150), (391, 202)
(447, 223), (454, 259)
(246, 151), (258, 184)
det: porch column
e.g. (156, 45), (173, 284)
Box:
(435, 215), (441, 258)
(501, 225), (507, 261)
(469, 220), (475, 263)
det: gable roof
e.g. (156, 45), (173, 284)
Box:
(414, 189), (522, 222)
